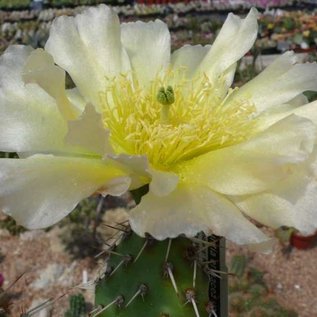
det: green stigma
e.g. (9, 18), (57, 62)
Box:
(157, 86), (175, 106)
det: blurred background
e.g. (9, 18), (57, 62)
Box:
(1, 1), (317, 316)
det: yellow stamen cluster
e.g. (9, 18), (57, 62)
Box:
(101, 71), (257, 170)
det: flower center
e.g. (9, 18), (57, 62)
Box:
(101, 71), (257, 170)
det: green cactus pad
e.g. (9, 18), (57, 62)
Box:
(95, 232), (212, 317)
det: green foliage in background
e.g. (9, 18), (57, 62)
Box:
(0, 0), (30, 10)
(0, 216), (25, 235)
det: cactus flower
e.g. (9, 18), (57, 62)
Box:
(1, 5), (317, 250)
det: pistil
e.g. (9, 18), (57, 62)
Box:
(157, 86), (175, 123)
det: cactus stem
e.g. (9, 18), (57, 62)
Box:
(164, 262), (179, 295)
(125, 283), (148, 307)
(92, 295), (125, 317)
(165, 239), (172, 262)
(193, 260), (197, 288)
(133, 240), (148, 263)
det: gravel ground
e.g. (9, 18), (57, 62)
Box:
(227, 235), (317, 317)
(252, 244), (317, 316)
(0, 226), (96, 317)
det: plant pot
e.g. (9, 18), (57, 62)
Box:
(290, 231), (317, 250)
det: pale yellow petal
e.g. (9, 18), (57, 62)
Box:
(45, 5), (130, 110)
(235, 168), (317, 235)
(171, 44), (210, 79)
(108, 154), (150, 189)
(65, 105), (113, 156)
(171, 44), (236, 97)
(66, 88), (87, 113)
(22, 48), (79, 120)
(121, 20), (170, 86)
(130, 182), (271, 248)
(0, 45), (67, 153)
(177, 115), (315, 195)
(197, 8), (258, 83)
(0, 154), (130, 229)
(258, 100), (317, 132)
(288, 93), (309, 107)
(228, 52), (317, 112)
(148, 169), (179, 197)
